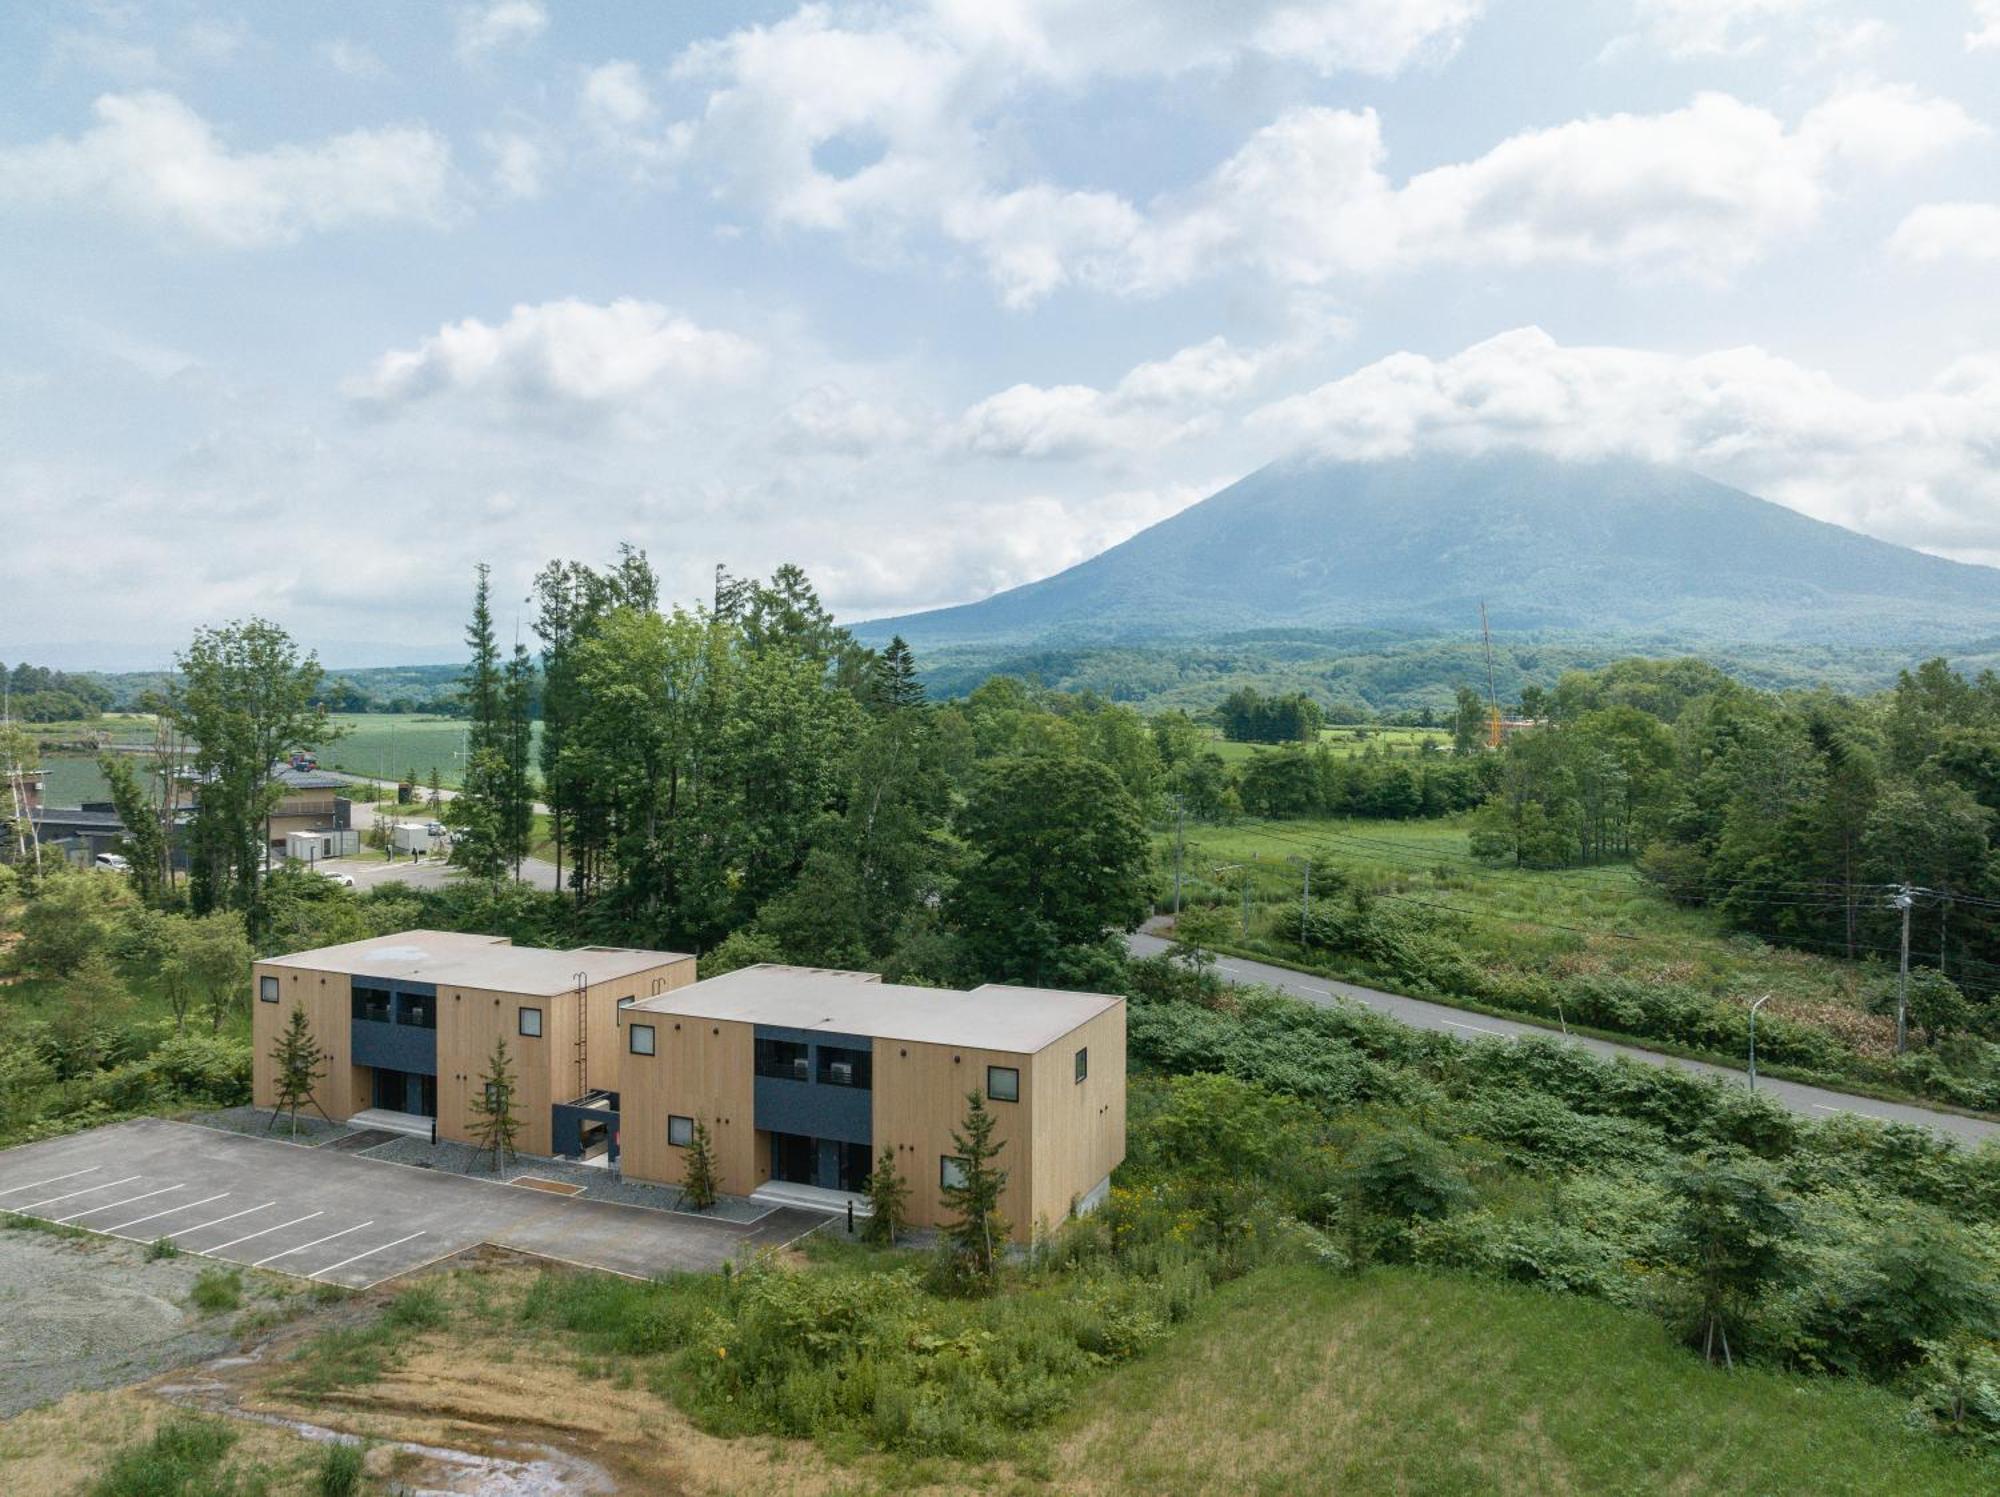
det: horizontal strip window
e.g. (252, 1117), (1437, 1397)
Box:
(986, 1065), (1019, 1104)
(351, 985), (391, 1024)
(754, 1037), (810, 1081)
(818, 1044), (871, 1090)
(398, 995), (436, 1029)
(629, 1023), (656, 1057)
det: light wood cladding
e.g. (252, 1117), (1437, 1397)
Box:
(617, 1013), (757, 1191)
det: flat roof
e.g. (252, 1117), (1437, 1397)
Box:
(628, 964), (1119, 1053)
(260, 928), (692, 996)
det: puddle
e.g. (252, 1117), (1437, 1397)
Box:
(157, 1350), (615, 1497)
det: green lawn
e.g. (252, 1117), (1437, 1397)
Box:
(1056, 1265), (1990, 1496)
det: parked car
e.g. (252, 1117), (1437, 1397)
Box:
(318, 870), (356, 888)
(93, 853), (130, 873)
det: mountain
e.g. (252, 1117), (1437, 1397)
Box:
(856, 452), (2000, 651)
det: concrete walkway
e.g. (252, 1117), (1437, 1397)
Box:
(1125, 932), (1999, 1146)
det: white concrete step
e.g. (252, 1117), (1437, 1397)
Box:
(347, 1108), (436, 1139)
(750, 1180), (873, 1217)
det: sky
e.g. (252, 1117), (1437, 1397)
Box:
(2, 0), (1998, 668)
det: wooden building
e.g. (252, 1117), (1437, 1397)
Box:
(617, 965), (1125, 1241)
(252, 929), (695, 1157)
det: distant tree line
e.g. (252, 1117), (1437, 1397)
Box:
(1, 662), (115, 722)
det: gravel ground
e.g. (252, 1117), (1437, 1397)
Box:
(356, 1136), (775, 1223)
(0, 1223), (264, 1417)
(184, 1106), (362, 1147)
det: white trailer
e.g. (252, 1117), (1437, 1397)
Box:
(285, 828), (359, 863)
(391, 821), (441, 855)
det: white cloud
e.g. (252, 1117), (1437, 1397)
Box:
(659, 1), (1486, 302)
(345, 298), (765, 408)
(1250, 327), (2000, 563)
(456, 2), (547, 61)
(483, 131), (547, 199)
(0, 92), (457, 248)
(934, 0), (1483, 80)
(950, 331), (1318, 458)
(319, 38), (388, 80)
(661, 17), (1981, 309)
(1622, 0), (1823, 60)
(964, 87), (1981, 303)
(1890, 202), (2000, 265)
(1972, 1), (2000, 51)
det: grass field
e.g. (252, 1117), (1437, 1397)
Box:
(1160, 814), (1892, 1057)
(142, 1257), (1994, 1496)
(1055, 1266), (1989, 1496)
(1202, 724), (1449, 765)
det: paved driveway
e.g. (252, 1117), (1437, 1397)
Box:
(0, 1119), (823, 1288)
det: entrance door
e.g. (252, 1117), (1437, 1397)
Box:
(371, 1068), (405, 1111)
(770, 1132), (816, 1185)
(835, 1140), (872, 1193)
(417, 1074), (438, 1118)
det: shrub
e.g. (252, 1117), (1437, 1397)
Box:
(313, 1440), (366, 1497)
(146, 1236), (179, 1261)
(189, 1266), (242, 1313)
(87, 1417), (245, 1497)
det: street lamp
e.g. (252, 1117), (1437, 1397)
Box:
(1747, 993), (1771, 1091)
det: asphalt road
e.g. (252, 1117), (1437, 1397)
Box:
(1125, 932), (1999, 1146)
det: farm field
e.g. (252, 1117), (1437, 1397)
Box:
(1201, 723), (1449, 764)
(316, 713), (544, 790)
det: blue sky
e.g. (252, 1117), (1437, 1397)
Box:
(3, 0), (1998, 667)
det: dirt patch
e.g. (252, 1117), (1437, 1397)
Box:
(0, 1223), (284, 1417)
(508, 1176), (585, 1196)
(0, 1387), (314, 1494)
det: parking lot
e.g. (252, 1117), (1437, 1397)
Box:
(0, 1118), (824, 1289)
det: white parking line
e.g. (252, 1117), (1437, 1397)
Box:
(312, 1230), (426, 1279)
(254, 1221), (372, 1268)
(1812, 1103), (1846, 1114)
(15, 1174), (141, 1212)
(56, 1183), (183, 1224)
(170, 1201), (274, 1239)
(106, 1192), (230, 1234)
(209, 1211), (322, 1255)
(0, 1167), (99, 1198)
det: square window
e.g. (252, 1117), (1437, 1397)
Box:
(629, 1023), (656, 1056)
(1074, 1047), (1088, 1084)
(986, 1065), (1020, 1103)
(258, 975), (280, 1003)
(617, 996), (635, 1010)
(668, 1115), (694, 1148)
(941, 1155), (967, 1190)
(483, 1081), (503, 1109)
(519, 1007), (542, 1038)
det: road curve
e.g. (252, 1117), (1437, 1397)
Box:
(1125, 932), (1999, 1146)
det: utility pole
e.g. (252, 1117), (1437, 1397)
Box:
(1747, 994), (1770, 1090)
(1891, 885), (1915, 1054)
(1171, 794), (1186, 917)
